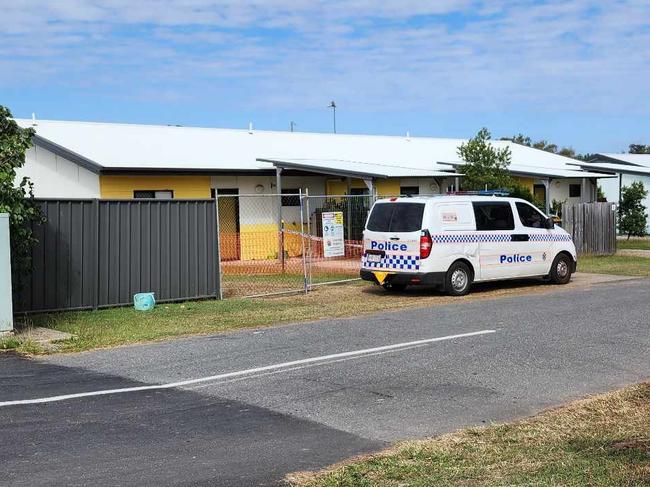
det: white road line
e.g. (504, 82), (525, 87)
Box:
(0, 329), (496, 407)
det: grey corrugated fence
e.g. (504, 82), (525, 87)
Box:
(15, 199), (220, 313)
(561, 202), (617, 255)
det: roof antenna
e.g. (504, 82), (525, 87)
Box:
(32, 112), (37, 127)
(406, 130), (410, 141)
(248, 121), (254, 134)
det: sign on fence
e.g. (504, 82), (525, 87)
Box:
(321, 211), (345, 257)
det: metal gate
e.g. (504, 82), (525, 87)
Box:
(216, 192), (375, 298)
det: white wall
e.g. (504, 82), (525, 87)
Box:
(16, 146), (100, 198)
(211, 174), (327, 227)
(600, 173), (650, 232)
(548, 178), (596, 206)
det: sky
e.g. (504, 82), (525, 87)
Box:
(1, 0), (649, 153)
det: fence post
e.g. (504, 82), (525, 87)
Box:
(305, 188), (312, 289)
(214, 194), (223, 300)
(299, 189), (308, 294)
(93, 198), (100, 310)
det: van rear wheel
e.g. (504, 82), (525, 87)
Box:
(445, 262), (472, 296)
(550, 253), (573, 284)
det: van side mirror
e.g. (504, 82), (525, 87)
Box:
(545, 217), (555, 229)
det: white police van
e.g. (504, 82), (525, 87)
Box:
(361, 195), (577, 296)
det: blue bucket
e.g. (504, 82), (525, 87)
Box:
(133, 292), (155, 311)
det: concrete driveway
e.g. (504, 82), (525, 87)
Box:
(1, 277), (649, 486)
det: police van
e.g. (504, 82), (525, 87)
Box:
(361, 195), (577, 296)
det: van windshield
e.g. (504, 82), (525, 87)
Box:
(367, 202), (424, 232)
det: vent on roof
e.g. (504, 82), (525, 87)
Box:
(248, 122), (254, 134)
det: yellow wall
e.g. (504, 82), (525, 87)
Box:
(238, 223), (303, 260)
(374, 179), (400, 196)
(513, 176), (534, 192)
(100, 175), (211, 199)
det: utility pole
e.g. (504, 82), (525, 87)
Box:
(290, 121), (297, 132)
(328, 101), (337, 133)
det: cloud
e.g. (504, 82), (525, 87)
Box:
(1, 0), (649, 116)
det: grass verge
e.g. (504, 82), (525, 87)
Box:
(579, 254), (650, 277)
(5, 254), (643, 355)
(617, 238), (650, 250)
(286, 383), (650, 487)
(12, 275), (579, 354)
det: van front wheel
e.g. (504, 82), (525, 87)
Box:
(550, 253), (573, 284)
(445, 262), (472, 296)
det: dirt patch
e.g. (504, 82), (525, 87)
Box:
(612, 439), (650, 453)
(267, 272), (636, 319)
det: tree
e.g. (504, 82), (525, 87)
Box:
(618, 181), (648, 239)
(501, 133), (580, 160)
(0, 106), (44, 295)
(458, 128), (512, 191)
(629, 144), (650, 154)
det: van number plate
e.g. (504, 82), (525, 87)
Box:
(366, 254), (382, 263)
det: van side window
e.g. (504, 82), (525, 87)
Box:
(472, 202), (514, 231)
(516, 202), (545, 228)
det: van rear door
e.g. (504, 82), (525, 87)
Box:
(362, 201), (425, 271)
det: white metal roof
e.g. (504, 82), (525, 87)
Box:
(259, 158), (456, 178)
(593, 153), (650, 167)
(15, 119), (603, 179)
(439, 161), (614, 179)
(571, 161), (650, 176)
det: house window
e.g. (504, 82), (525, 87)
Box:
(133, 190), (174, 199)
(350, 187), (369, 196)
(569, 184), (581, 198)
(400, 186), (419, 196)
(281, 188), (300, 206)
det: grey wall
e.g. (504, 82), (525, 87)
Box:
(16, 199), (220, 313)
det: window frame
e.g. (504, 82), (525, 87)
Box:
(515, 201), (547, 229)
(472, 201), (515, 231)
(400, 186), (420, 196)
(366, 202), (425, 233)
(281, 188), (301, 206)
(569, 184), (582, 198)
(133, 190), (174, 199)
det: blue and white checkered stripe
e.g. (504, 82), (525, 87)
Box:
(529, 234), (572, 242)
(432, 234), (510, 243)
(363, 254), (420, 270)
(431, 233), (572, 243)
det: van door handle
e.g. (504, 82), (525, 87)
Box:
(389, 236), (400, 240)
(512, 234), (529, 242)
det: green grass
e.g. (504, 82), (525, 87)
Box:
(617, 238), (650, 250)
(0, 335), (44, 354)
(287, 384), (650, 487)
(6, 255), (647, 355)
(579, 254), (650, 277)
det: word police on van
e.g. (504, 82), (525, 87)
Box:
(361, 195), (577, 296)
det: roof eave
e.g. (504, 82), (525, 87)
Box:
(32, 135), (103, 174)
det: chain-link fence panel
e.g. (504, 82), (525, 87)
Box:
(217, 193), (307, 298)
(302, 193), (375, 287)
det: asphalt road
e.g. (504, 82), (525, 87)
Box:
(1, 278), (649, 486)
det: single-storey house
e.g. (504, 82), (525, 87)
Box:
(574, 153), (650, 232)
(14, 118), (611, 259)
